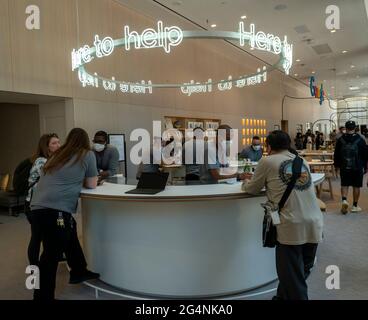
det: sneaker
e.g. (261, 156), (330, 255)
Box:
(69, 270), (100, 284)
(351, 206), (362, 213)
(341, 200), (349, 215)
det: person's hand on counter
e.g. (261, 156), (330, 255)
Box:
(237, 172), (253, 181)
(240, 173), (254, 191)
(99, 170), (110, 178)
(97, 175), (106, 186)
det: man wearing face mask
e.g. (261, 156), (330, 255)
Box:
(239, 136), (263, 161)
(93, 131), (120, 178)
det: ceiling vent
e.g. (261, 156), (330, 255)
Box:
(301, 38), (315, 45)
(294, 25), (311, 34)
(274, 4), (287, 10)
(312, 44), (333, 55)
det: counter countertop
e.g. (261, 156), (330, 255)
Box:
(81, 173), (325, 202)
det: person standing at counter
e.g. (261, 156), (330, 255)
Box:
(93, 130), (119, 178)
(30, 128), (100, 300)
(200, 124), (247, 183)
(26, 133), (60, 266)
(239, 136), (263, 161)
(242, 130), (323, 300)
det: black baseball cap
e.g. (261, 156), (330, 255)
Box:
(345, 121), (356, 130)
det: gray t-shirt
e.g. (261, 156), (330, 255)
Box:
(94, 145), (119, 176)
(31, 151), (98, 213)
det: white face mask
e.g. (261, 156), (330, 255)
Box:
(93, 143), (106, 152)
(253, 145), (261, 151)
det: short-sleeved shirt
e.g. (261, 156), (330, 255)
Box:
(242, 151), (323, 245)
(31, 151), (98, 214)
(94, 145), (119, 176)
(26, 157), (47, 202)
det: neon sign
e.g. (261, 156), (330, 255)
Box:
(71, 21), (293, 95)
(124, 21), (183, 53)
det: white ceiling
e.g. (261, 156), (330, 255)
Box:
(119, 0), (368, 99)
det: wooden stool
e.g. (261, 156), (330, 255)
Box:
(321, 176), (334, 199)
(315, 165), (334, 200)
(318, 198), (327, 212)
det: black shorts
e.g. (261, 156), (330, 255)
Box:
(340, 169), (364, 188)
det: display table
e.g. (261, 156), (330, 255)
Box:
(80, 173), (324, 298)
(298, 151), (334, 157)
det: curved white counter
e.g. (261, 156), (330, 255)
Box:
(80, 173), (324, 298)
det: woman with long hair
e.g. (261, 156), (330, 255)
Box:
(30, 128), (99, 300)
(26, 133), (60, 266)
(27, 133), (60, 206)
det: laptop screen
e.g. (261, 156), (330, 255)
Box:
(137, 172), (169, 190)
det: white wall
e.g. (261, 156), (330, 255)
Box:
(39, 101), (67, 142)
(71, 85), (333, 180)
(0, 0), (334, 179)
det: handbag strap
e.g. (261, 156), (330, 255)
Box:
(278, 156), (303, 211)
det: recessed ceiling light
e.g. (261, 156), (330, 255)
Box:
(211, 24), (217, 28)
(351, 65), (355, 68)
(330, 29), (336, 33)
(241, 15), (247, 19)
(296, 59), (301, 62)
(350, 86), (360, 91)
(294, 74), (298, 77)
(311, 71), (316, 74)
(342, 50), (348, 54)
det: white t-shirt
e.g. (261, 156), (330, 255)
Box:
(242, 151), (324, 245)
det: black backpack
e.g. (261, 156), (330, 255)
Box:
(340, 137), (360, 170)
(12, 158), (33, 196)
